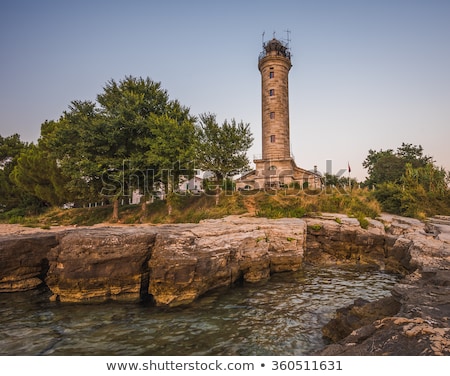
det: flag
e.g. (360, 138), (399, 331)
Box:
(348, 162), (351, 173)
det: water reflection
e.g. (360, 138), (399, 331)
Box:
(0, 266), (398, 356)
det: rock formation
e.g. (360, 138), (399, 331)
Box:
(1, 217), (305, 306)
(46, 226), (158, 303)
(304, 214), (412, 274)
(148, 217), (305, 306)
(314, 215), (450, 356)
(0, 232), (59, 292)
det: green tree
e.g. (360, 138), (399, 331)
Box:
(10, 144), (70, 206)
(396, 143), (433, 167)
(96, 76), (195, 217)
(195, 113), (253, 185)
(40, 101), (108, 207)
(0, 134), (29, 210)
(41, 76), (195, 220)
(365, 143), (450, 217)
(363, 143), (433, 188)
(144, 113), (196, 193)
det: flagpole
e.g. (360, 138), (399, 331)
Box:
(348, 162), (351, 190)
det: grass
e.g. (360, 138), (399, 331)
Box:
(0, 188), (381, 227)
(255, 194), (307, 219)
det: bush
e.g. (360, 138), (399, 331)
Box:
(372, 182), (450, 218)
(309, 224), (322, 231)
(355, 213), (369, 229)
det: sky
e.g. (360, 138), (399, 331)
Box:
(1, 0), (449, 181)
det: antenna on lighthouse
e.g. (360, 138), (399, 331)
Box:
(284, 29), (291, 47)
(262, 31), (265, 47)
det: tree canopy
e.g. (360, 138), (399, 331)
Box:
(195, 113), (253, 183)
(363, 143), (449, 217)
(362, 143), (434, 188)
(35, 76), (197, 219)
(0, 134), (30, 210)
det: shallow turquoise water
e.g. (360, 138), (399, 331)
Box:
(0, 266), (398, 355)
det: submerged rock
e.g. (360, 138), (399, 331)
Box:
(321, 296), (401, 343)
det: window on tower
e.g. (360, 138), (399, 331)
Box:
(270, 112), (275, 119)
(270, 135), (276, 143)
(269, 89), (275, 96)
(269, 71), (274, 78)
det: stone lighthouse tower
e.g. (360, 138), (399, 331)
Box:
(259, 38), (292, 161)
(237, 36), (320, 191)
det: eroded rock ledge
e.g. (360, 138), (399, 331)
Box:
(1, 213), (449, 355)
(0, 217), (305, 306)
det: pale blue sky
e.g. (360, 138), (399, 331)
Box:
(1, 0), (449, 180)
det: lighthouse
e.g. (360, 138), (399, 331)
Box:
(259, 37), (292, 161)
(237, 35), (320, 191)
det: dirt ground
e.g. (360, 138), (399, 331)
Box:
(0, 223), (99, 236)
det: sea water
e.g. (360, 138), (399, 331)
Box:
(0, 266), (399, 356)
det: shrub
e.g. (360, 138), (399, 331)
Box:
(355, 213), (369, 229)
(309, 224), (322, 231)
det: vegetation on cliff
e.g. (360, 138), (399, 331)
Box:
(0, 188), (381, 228)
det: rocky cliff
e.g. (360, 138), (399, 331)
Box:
(0, 232), (59, 292)
(0, 217), (305, 306)
(148, 217), (305, 306)
(303, 214), (414, 274)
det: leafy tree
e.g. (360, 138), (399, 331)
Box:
(396, 143), (433, 167)
(195, 113), (253, 184)
(144, 111), (196, 193)
(363, 143), (433, 188)
(0, 134), (31, 210)
(0, 134), (26, 166)
(365, 143), (450, 217)
(39, 101), (107, 206)
(41, 76), (195, 220)
(369, 153), (406, 186)
(10, 144), (70, 206)
(96, 76), (195, 216)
